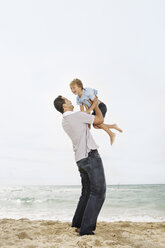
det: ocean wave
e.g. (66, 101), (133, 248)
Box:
(0, 185), (164, 223)
(0, 213), (164, 222)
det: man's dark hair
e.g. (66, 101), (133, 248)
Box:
(53, 95), (65, 114)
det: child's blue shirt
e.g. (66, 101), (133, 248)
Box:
(76, 87), (99, 107)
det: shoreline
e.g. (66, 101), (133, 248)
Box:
(0, 219), (165, 248)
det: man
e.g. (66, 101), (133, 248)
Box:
(53, 95), (106, 236)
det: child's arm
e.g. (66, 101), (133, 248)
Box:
(85, 96), (98, 114)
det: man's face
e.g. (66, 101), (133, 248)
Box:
(62, 97), (74, 111)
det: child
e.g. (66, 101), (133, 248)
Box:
(70, 78), (122, 145)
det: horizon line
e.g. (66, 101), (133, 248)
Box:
(0, 183), (164, 186)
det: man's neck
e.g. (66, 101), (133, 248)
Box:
(63, 109), (73, 113)
(63, 110), (75, 117)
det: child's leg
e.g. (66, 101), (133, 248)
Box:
(104, 123), (123, 133)
(93, 123), (116, 145)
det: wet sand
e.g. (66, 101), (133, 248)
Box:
(0, 219), (165, 248)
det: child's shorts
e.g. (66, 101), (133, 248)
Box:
(92, 102), (107, 118)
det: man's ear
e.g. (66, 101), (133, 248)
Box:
(63, 103), (66, 110)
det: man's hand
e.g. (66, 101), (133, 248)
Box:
(80, 105), (85, 112)
(83, 104), (91, 114)
(86, 97), (97, 113)
(88, 124), (91, 129)
(85, 109), (91, 114)
(88, 99), (93, 105)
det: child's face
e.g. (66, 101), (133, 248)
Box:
(70, 84), (82, 95)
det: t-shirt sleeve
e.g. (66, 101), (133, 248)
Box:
(78, 112), (94, 124)
(86, 88), (96, 101)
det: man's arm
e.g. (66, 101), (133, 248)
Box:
(85, 96), (98, 114)
(93, 104), (104, 125)
(80, 105), (84, 111)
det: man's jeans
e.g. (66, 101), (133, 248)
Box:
(72, 150), (106, 235)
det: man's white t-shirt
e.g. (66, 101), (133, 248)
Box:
(62, 111), (99, 162)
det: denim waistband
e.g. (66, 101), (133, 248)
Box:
(88, 149), (98, 156)
(76, 150), (98, 164)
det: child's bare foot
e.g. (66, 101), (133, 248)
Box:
(110, 132), (116, 145)
(113, 124), (123, 133)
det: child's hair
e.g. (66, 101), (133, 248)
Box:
(70, 78), (83, 89)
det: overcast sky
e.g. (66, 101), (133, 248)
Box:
(0, 0), (165, 185)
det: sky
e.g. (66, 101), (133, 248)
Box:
(0, 0), (165, 185)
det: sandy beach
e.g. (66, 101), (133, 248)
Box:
(0, 219), (164, 248)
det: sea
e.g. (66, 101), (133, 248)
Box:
(0, 184), (164, 222)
